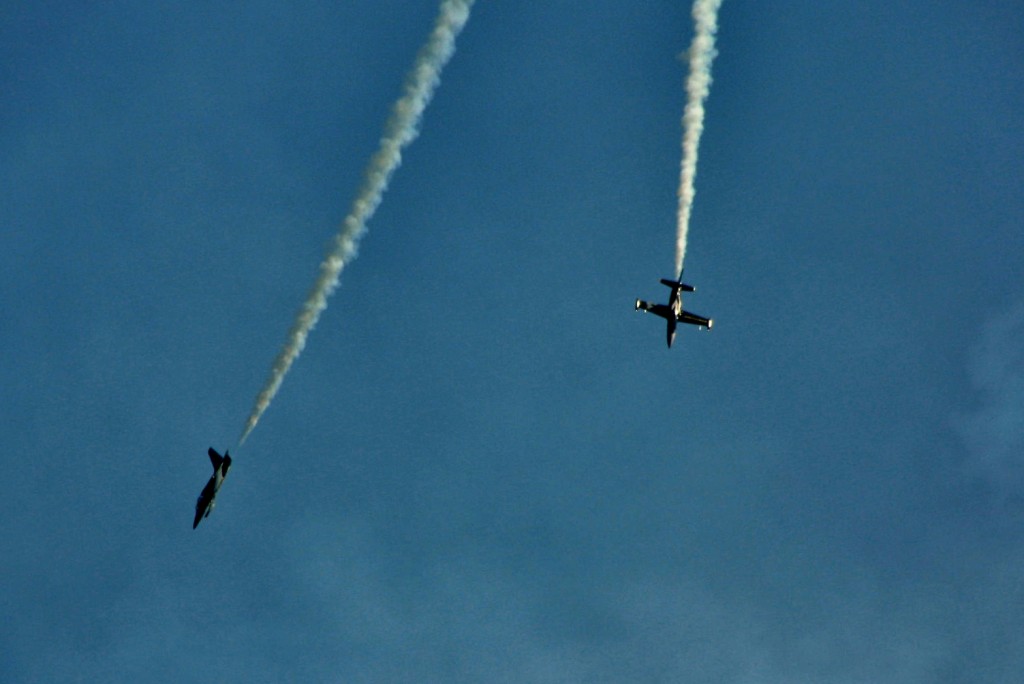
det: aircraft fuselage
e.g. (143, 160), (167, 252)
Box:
(193, 448), (232, 529)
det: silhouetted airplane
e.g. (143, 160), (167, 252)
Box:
(635, 273), (713, 348)
(193, 447), (231, 529)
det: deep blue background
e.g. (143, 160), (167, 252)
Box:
(3, 1), (1023, 681)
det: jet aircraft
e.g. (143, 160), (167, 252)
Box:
(193, 447), (232, 529)
(635, 273), (713, 348)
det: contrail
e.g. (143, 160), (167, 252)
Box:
(239, 0), (475, 446)
(674, 0), (723, 278)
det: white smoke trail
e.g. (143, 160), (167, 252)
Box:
(239, 0), (475, 446)
(674, 0), (723, 278)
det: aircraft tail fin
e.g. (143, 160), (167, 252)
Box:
(208, 447), (224, 470)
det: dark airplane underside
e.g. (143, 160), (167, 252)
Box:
(193, 448), (231, 529)
(635, 288), (713, 348)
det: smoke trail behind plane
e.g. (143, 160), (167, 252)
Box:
(674, 0), (723, 278)
(239, 0), (475, 446)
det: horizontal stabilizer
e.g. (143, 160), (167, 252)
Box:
(659, 278), (695, 292)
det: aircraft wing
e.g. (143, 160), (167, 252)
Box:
(193, 477), (215, 528)
(677, 310), (712, 328)
(637, 301), (674, 321)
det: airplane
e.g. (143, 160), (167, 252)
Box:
(635, 272), (713, 348)
(193, 447), (232, 529)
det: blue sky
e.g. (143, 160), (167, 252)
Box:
(3, 1), (1023, 681)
